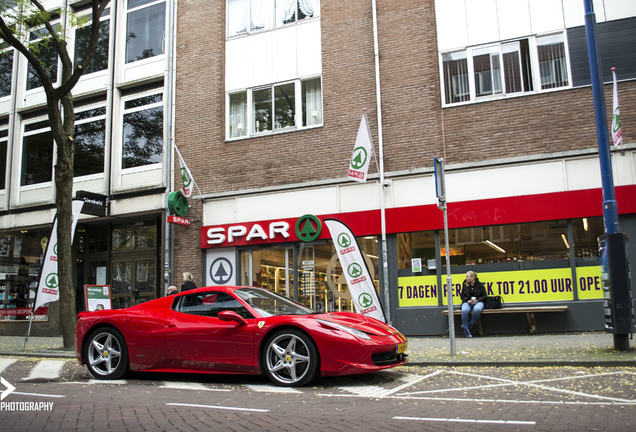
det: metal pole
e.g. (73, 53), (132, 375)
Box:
(583, 0), (619, 235)
(443, 207), (456, 355)
(583, 0), (630, 351)
(371, 0), (390, 323)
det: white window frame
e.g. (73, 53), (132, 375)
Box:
(440, 32), (571, 107)
(120, 88), (164, 172)
(73, 101), (108, 180)
(226, 76), (323, 141)
(20, 114), (55, 189)
(25, 19), (62, 93)
(227, 0), (321, 38)
(72, 3), (112, 76)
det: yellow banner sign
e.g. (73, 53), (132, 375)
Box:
(398, 266), (603, 307)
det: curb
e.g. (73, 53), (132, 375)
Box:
(404, 360), (636, 367)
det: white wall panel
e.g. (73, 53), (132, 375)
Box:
(446, 161), (566, 202)
(110, 193), (164, 215)
(466, 0), (500, 45)
(529, 0), (565, 34)
(613, 151), (635, 186)
(497, 0), (532, 41)
(564, 157), (601, 190)
(236, 188), (339, 222)
(248, 32), (273, 88)
(435, 0), (468, 51)
(339, 182), (380, 212)
(392, 177), (436, 207)
(205, 198), (238, 225)
(605, 0), (636, 20)
(226, 37), (250, 91)
(272, 26), (297, 83)
(297, 21), (322, 78)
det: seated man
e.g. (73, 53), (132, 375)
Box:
(460, 271), (487, 338)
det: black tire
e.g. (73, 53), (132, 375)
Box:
(84, 327), (129, 380)
(262, 329), (319, 387)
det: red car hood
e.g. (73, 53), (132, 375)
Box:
(316, 312), (401, 337)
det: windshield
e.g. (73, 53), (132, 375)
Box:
(235, 287), (315, 317)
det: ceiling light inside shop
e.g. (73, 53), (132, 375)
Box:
(483, 240), (505, 253)
(583, 218), (589, 231)
(561, 234), (570, 249)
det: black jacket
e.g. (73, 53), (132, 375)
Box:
(460, 278), (487, 303)
(181, 281), (197, 292)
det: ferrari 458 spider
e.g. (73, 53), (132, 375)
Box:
(75, 286), (408, 386)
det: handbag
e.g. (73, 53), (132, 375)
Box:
(486, 295), (504, 309)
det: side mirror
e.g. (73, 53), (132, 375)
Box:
(218, 310), (248, 326)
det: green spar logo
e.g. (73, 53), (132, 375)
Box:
(181, 167), (192, 187)
(347, 262), (363, 279)
(295, 215), (322, 242)
(613, 108), (621, 133)
(358, 292), (373, 308)
(337, 232), (352, 248)
(350, 147), (368, 170)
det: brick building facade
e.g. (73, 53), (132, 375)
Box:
(171, 0), (636, 336)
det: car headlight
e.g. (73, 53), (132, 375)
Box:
(317, 319), (371, 340)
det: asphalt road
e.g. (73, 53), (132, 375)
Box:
(1, 357), (635, 431)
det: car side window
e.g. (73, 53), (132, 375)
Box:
(177, 292), (253, 319)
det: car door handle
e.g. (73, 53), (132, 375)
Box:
(167, 322), (176, 328)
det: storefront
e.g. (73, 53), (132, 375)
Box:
(199, 185), (636, 336)
(0, 214), (163, 334)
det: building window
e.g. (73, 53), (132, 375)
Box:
(228, 77), (322, 139)
(27, 25), (60, 90)
(537, 34), (569, 90)
(74, 105), (106, 177)
(442, 51), (469, 104)
(21, 117), (53, 186)
(0, 120), (7, 190)
(0, 229), (52, 321)
(302, 77), (322, 126)
(0, 46), (12, 98)
(228, 0), (320, 37)
(125, 0), (165, 64)
(121, 91), (163, 169)
(229, 92), (247, 138)
(74, 6), (111, 74)
(441, 33), (568, 105)
(473, 46), (502, 98)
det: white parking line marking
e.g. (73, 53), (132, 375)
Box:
(394, 416), (535, 426)
(13, 392), (66, 399)
(166, 402), (269, 412)
(23, 360), (67, 381)
(160, 382), (231, 392)
(245, 384), (301, 394)
(0, 358), (17, 373)
(63, 379), (128, 385)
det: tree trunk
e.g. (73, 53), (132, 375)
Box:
(55, 97), (76, 350)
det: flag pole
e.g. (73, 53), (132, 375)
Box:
(173, 143), (206, 202)
(371, 0), (390, 323)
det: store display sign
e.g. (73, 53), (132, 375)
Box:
(84, 285), (112, 311)
(398, 267), (603, 307)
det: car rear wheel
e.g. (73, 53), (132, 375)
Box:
(262, 329), (318, 387)
(85, 327), (129, 380)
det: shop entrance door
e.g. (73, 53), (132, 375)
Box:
(111, 257), (157, 309)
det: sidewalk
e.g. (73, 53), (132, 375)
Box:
(1, 332), (635, 366)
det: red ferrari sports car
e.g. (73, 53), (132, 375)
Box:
(75, 286), (408, 386)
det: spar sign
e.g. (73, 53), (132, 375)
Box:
(398, 267), (604, 307)
(325, 219), (386, 322)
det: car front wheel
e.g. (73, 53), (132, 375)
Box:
(85, 327), (129, 380)
(262, 329), (318, 387)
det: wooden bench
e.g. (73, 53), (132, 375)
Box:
(442, 305), (568, 334)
